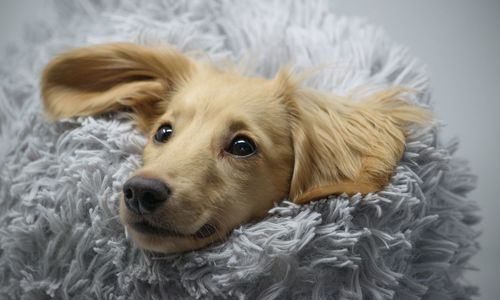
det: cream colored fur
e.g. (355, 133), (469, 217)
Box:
(41, 43), (431, 253)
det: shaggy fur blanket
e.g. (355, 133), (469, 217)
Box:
(0, 1), (480, 299)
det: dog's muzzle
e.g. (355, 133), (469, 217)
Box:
(123, 176), (170, 215)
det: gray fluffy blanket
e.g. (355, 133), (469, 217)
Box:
(0, 1), (480, 299)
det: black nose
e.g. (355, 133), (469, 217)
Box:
(123, 176), (170, 215)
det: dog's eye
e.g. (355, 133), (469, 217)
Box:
(154, 124), (173, 143)
(226, 136), (256, 157)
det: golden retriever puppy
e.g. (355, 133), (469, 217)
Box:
(41, 43), (431, 253)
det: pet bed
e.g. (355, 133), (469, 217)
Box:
(0, 1), (480, 299)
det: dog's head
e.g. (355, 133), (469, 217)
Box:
(41, 43), (431, 253)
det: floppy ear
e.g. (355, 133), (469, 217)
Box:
(41, 42), (195, 131)
(277, 74), (432, 204)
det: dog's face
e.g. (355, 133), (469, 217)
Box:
(41, 43), (430, 253)
(121, 72), (295, 252)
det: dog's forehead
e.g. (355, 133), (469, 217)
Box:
(171, 72), (281, 114)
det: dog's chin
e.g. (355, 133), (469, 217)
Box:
(125, 222), (221, 253)
(119, 198), (223, 253)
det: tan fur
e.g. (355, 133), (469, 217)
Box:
(42, 43), (195, 131)
(41, 43), (432, 253)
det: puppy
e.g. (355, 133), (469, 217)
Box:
(41, 43), (431, 253)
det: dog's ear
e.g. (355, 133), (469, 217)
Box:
(276, 72), (432, 204)
(41, 43), (195, 131)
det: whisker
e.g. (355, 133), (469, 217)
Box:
(102, 215), (121, 222)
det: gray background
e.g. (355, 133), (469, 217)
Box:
(329, 2), (500, 299)
(1, 1), (499, 299)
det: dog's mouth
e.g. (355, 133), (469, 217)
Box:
(131, 221), (217, 239)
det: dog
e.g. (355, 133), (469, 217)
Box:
(41, 43), (431, 253)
